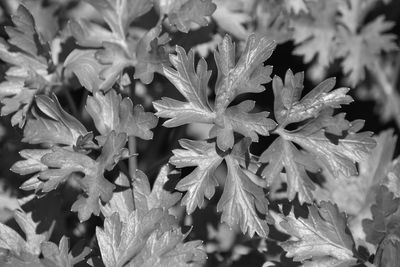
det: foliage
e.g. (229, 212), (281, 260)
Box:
(0, 0), (399, 266)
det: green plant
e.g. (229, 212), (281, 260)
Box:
(0, 0), (399, 266)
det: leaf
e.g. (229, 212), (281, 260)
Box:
(22, 95), (88, 146)
(171, 138), (271, 237)
(363, 185), (400, 266)
(260, 137), (316, 204)
(95, 42), (134, 86)
(0, 77), (36, 127)
(261, 71), (375, 203)
(84, 0), (153, 39)
(96, 209), (205, 267)
(154, 47), (214, 127)
(64, 49), (109, 92)
(217, 155), (271, 237)
(255, 1), (293, 44)
(287, 121), (375, 178)
(69, 0), (154, 90)
(24, 132), (129, 221)
(154, 34), (276, 151)
(170, 139), (222, 214)
(277, 201), (357, 265)
(0, 5), (54, 127)
(283, 0), (308, 14)
(101, 165), (181, 221)
(214, 34), (275, 108)
(0, 249), (43, 267)
(0, 210), (48, 256)
(290, 0), (338, 73)
(86, 90), (158, 142)
(362, 186), (400, 246)
(11, 149), (51, 176)
(100, 172), (135, 222)
(20, 0), (59, 42)
(134, 25), (171, 84)
(0, 229), (89, 267)
(41, 236), (91, 267)
(210, 100), (277, 150)
(373, 234), (400, 267)
(69, 19), (120, 48)
(128, 228), (206, 267)
(384, 156), (400, 198)
(212, 0), (251, 39)
(272, 70), (352, 125)
(146, 165), (182, 210)
(335, 16), (398, 86)
(168, 0), (217, 33)
(41, 236), (90, 267)
(313, 130), (397, 215)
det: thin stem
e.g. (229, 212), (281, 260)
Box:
(128, 135), (137, 210)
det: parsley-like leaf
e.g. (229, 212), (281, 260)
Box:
(171, 138), (271, 237)
(23, 95), (88, 146)
(336, 16), (398, 86)
(15, 132), (128, 221)
(362, 185), (400, 266)
(171, 139), (222, 214)
(0, 5), (55, 127)
(275, 201), (357, 265)
(134, 25), (171, 84)
(154, 34), (276, 151)
(260, 70), (375, 203)
(167, 0), (217, 33)
(96, 209), (206, 267)
(290, 0), (338, 74)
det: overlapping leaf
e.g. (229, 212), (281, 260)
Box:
(101, 165), (181, 220)
(97, 164), (200, 266)
(290, 0), (338, 75)
(212, 0), (252, 39)
(217, 155), (271, 237)
(154, 34), (277, 151)
(336, 16), (397, 86)
(39, 236), (91, 267)
(96, 209), (206, 267)
(171, 138), (271, 237)
(67, 0), (186, 88)
(86, 90), (158, 143)
(0, 210), (89, 267)
(260, 69), (375, 203)
(313, 130), (397, 215)
(0, 5), (56, 127)
(255, 1), (293, 44)
(362, 186), (400, 266)
(363, 186), (400, 245)
(260, 137), (316, 204)
(84, 0), (152, 39)
(67, 0), (153, 89)
(275, 201), (357, 266)
(170, 139), (222, 214)
(14, 132), (129, 221)
(0, 210), (47, 256)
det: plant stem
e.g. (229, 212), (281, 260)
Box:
(128, 135), (137, 210)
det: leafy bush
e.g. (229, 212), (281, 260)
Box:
(0, 0), (399, 266)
